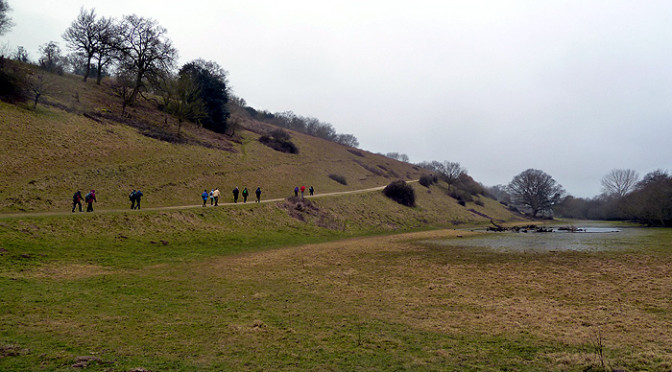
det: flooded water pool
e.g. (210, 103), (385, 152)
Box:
(429, 226), (645, 253)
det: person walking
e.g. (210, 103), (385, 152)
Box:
(255, 187), (261, 203)
(300, 185), (306, 198)
(309, 185), (314, 196)
(129, 189), (137, 209)
(294, 186), (299, 197)
(85, 189), (97, 212)
(202, 189), (209, 207)
(133, 190), (143, 209)
(232, 186), (239, 203)
(72, 190), (83, 213)
(242, 187), (248, 203)
(209, 189), (214, 205)
(213, 188), (220, 206)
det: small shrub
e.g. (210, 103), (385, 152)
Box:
(347, 149), (364, 157)
(0, 59), (28, 103)
(259, 133), (299, 154)
(448, 187), (473, 203)
(269, 128), (291, 141)
(328, 174), (347, 185)
(383, 180), (415, 207)
(419, 174), (437, 188)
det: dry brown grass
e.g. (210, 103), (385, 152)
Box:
(195, 229), (672, 370)
(16, 263), (121, 280)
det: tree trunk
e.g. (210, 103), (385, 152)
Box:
(127, 70), (144, 106)
(83, 54), (92, 82)
(95, 57), (103, 85)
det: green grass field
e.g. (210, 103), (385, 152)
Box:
(2, 204), (671, 371)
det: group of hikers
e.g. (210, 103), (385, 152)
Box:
(203, 186), (262, 206)
(294, 185), (315, 198)
(71, 189), (97, 213)
(72, 189), (143, 212)
(72, 184), (316, 212)
(129, 190), (144, 209)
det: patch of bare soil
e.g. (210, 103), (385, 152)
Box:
(281, 196), (344, 230)
(0, 344), (30, 358)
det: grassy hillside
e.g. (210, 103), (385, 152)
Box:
(0, 68), (406, 211)
(0, 66), (518, 223)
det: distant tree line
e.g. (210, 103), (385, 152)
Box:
(384, 152), (409, 162)
(555, 169), (672, 226)
(241, 107), (359, 147)
(485, 168), (672, 226)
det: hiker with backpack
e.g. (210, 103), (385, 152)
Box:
(72, 190), (83, 213)
(130, 189), (137, 209)
(294, 186), (299, 197)
(85, 190), (97, 212)
(202, 189), (209, 207)
(133, 190), (143, 209)
(232, 186), (239, 203)
(300, 185), (306, 198)
(255, 187), (261, 203)
(309, 185), (314, 196)
(209, 189), (215, 205)
(213, 188), (220, 206)
(242, 187), (249, 203)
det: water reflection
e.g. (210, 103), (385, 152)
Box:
(430, 226), (642, 253)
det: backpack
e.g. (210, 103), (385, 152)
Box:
(73, 192), (79, 202)
(129, 191), (135, 201)
(85, 192), (92, 203)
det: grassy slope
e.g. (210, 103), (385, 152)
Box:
(0, 68), (436, 213)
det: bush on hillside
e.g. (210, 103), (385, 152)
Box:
(419, 174), (437, 187)
(0, 58), (28, 103)
(328, 174), (347, 185)
(383, 180), (415, 207)
(347, 149), (364, 157)
(448, 187), (474, 203)
(259, 129), (298, 154)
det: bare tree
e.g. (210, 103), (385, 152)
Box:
(62, 8), (102, 82)
(39, 41), (64, 74)
(418, 161), (465, 185)
(601, 169), (639, 197)
(335, 133), (359, 148)
(386, 152), (409, 162)
(27, 73), (59, 109)
(508, 168), (564, 218)
(109, 72), (134, 116)
(114, 15), (177, 106)
(443, 161), (465, 185)
(0, 0), (13, 36)
(92, 16), (115, 84)
(14, 45), (29, 63)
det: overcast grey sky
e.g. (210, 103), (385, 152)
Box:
(3, 1), (671, 197)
